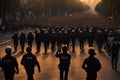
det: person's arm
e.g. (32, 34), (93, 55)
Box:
(21, 55), (25, 66)
(96, 59), (101, 71)
(37, 62), (41, 73)
(55, 48), (61, 57)
(0, 58), (4, 71)
(82, 59), (87, 71)
(69, 54), (71, 64)
(14, 58), (19, 74)
(34, 56), (41, 73)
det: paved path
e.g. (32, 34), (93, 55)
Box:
(0, 40), (120, 80)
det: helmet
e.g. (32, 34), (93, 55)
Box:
(26, 47), (31, 53)
(88, 47), (96, 56)
(62, 45), (68, 52)
(5, 46), (12, 54)
(21, 31), (24, 33)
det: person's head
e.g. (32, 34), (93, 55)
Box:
(14, 31), (18, 35)
(62, 45), (68, 53)
(5, 46), (12, 55)
(88, 47), (96, 56)
(114, 37), (117, 42)
(21, 31), (24, 34)
(26, 47), (31, 53)
(29, 31), (32, 34)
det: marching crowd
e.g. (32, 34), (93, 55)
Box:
(0, 25), (120, 80)
(11, 26), (120, 54)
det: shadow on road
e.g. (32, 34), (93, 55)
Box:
(42, 53), (50, 59)
(13, 51), (24, 58)
(98, 50), (110, 60)
(80, 49), (86, 57)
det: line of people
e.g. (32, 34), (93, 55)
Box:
(11, 26), (120, 54)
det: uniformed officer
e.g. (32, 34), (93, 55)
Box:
(50, 29), (57, 53)
(106, 34), (114, 56)
(55, 45), (71, 80)
(20, 31), (26, 52)
(78, 30), (85, 51)
(110, 38), (120, 70)
(11, 32), (19, 52)
(56, 30), (63, 50)
(0, 46), (19, 80)
(27, 31), (34, 48)
(21, 47), (41, 80)
(70, 28), (76, 52)
(87, 28), (94, 47)
(82, 47), (101, 80)
(43, 30), (50, 54)
(96, 30), (104, 51)
(35, 29), (42, 53)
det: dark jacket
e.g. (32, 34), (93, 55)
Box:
(21, 53), (40, 74)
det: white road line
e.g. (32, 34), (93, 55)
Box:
(0, 40), (11, 45)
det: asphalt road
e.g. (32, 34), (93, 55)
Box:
(0, 39), (120, 80)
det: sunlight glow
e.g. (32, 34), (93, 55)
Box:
(80, 0), (101, 11)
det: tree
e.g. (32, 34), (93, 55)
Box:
(95, 0), (120, 20)
(23, 0), (90, 16)
(0, 0), (21, 25)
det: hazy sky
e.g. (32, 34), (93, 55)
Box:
(80, 0), (101, 10)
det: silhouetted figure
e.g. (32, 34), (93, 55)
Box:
(82, 47), (101, 80)
(96, 30), (104, 51)
(110, 38), (120, 70)
(1, 26), (5, 33)
(35, 29), (42, 53)
(64, 30), (70, 47)
(71, 29), (76, 52)
(27, 31), (34, 48)
(20, 31), (26, 52)
(11, 32), (19, 52)
(87, 29), (94, 47)
(55, 45), (71, 80)
(50, 29), (57, 52)
(21, 47), (41, 80)
(78, 30), (85, 50)
(0, 46), (19, 80)
(43, 30), (50, 54)
(57, 30), (63, 51)
(103, 29), (108, 44)
(106, 35), (114, 56)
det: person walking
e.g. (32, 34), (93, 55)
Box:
(20, 31), (26, 52)
(35, 29), (42, 53)
(110, 38), (120, 70)
(11, 32), (19, 52)
(0, 46), (19, 80)
(27, 31), (34, 49)
(55, 45), (71, 80)
(21, 47), (41, 80)
(82, 47), (101, 80)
